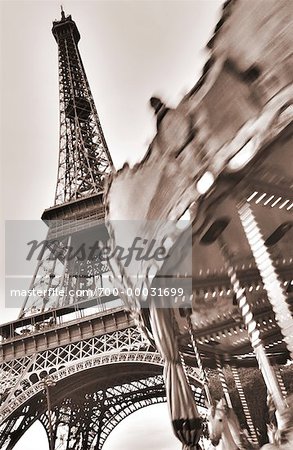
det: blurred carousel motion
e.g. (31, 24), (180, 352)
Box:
(105, 0), (293, 448)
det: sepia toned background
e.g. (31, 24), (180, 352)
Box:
(0, 0), (223, 448)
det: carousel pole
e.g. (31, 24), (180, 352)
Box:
(230, 364), (259, 444)
(186, 312), (213, 406)
(238, 201), (293, 358)
(214, 354), (233, 409)
(275, 367), (288, 400)
(218, 235), (286, 414)
(180, 351), (190, 382)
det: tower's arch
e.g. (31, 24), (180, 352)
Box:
(0, 357), (203, 450)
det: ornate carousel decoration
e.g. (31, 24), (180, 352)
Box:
(105, 0), (293, 448)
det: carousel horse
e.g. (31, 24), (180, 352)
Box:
(265, 394), (280, 446)
(207, 398), (256, 450)
(261, 394), (293, 450)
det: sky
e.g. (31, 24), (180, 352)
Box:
(0, 0), (223, 449)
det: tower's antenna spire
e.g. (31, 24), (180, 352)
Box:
(61, 5), (65, 20)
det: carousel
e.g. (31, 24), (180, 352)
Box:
(105, 0), (293, 449)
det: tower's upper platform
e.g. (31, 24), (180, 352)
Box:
(52, 9), (80, 43)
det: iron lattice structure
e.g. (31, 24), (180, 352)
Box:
(53, 10), (113, 205)
(0, 316), (202, 449)
(19, 10), (117, 317)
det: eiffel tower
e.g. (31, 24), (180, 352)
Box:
(0, 10), (203, 450)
